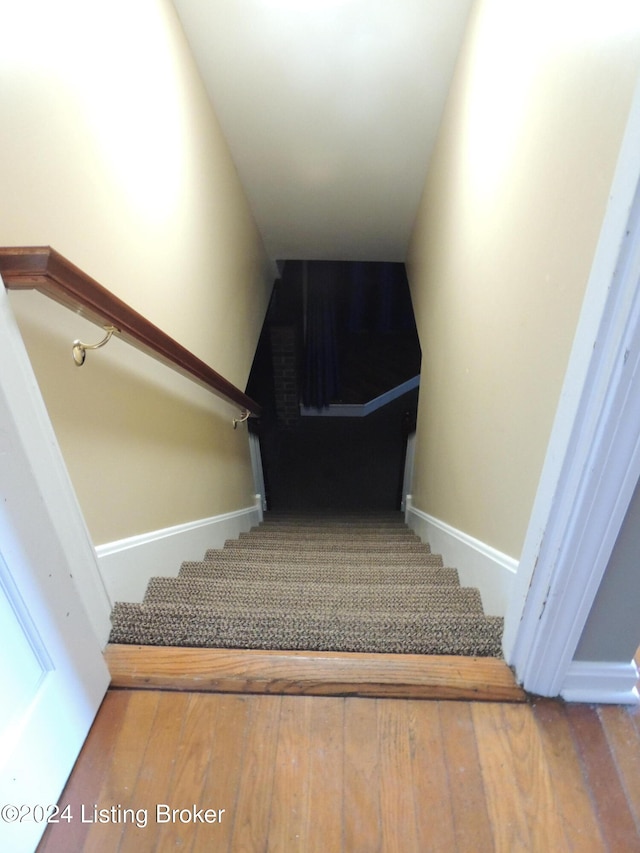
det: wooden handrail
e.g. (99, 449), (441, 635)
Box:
(0, 246), (261, 416)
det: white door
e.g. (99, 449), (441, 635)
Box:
(0, 284), (110, 853)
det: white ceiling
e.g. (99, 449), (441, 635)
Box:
(172, 0), (474, 262)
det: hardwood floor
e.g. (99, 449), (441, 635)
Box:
(38, 689), (640, 852)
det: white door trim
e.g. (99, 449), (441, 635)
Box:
(504, 77), (640, 697)
(0, 281), (111, 851)
(0, 281), (112, 644)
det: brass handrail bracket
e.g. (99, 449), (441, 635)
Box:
(72, 326), (118, 366)
(233, 410), (251, 429)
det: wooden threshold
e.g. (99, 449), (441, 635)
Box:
(104, 644), (526, 702)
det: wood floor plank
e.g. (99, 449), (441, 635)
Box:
(149, 692), (224, 852)
(567, 703), (640, 851)
(304, 697), (344, 853)
(192, 694), (252, 853)
(472, 703), (568, 852)
(438, 701), (493, 851)
(37, 690), (131, 853)
(228, 695), (282, 852)
(343, 698), (382, 853)
(104, 644), (526, 702)
(405, 700), (457, 851)
(377, 700), (419, 852)
(599, 704), (640, 834)
(83, 690), (160, 852)
(118, 691), (191, 853)
(532, 699), (606, 852)
(266, 696), (344, 851)
(268, 696), (314, 850)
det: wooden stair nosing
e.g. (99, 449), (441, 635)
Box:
(104, 644), (526, 703)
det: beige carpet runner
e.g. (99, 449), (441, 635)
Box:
(109, 512), (503, 656)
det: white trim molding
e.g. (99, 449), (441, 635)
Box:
(300, 376), (419, 418)
(561, 660), (640, 706)
(400, 431), (416, 513)
(0, 282), (113, 646)
(249, 430), (267, 512)
(405, 497), (517, 617)
(96, 497), (263, 605)
(505, 78), (640, 697)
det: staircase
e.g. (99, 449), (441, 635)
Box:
(109, 513), (503, 657)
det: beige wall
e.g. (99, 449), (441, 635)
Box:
(407, 0), (640, 558)
(0, 0), (273, 543)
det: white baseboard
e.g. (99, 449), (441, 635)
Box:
(404, 496), (517, 617)
(96, 496), (263, 605)
(561, 660), (640, 705)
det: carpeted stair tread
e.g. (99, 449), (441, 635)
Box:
(179, 560), (458, 585)
(222, 539), (433, 555)
(257, 523), (411, 531)
(143, 576), (483, 613)
(203, 549), (442, 567)
(109, 601), (504, 657)
(204, 543), (442, 566)
(240, 531), (421, 542)
(254, 517), (410, 533)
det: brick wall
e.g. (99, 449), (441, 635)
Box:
(270, 325), (299, 428)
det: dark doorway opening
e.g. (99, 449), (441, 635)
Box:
(246, 261), (421, 512)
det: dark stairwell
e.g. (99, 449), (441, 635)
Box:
(246, 260), (421, 511)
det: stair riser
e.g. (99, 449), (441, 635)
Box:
(143, 597), (482, 615)
(241, 536), (422, 545)
(256, 524), (412, 531)
(225, 540), (432, 553)
(246, 524), (418, 539)
(260, 515), (404, 524)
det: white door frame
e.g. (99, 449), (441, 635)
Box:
(504, 77), (640, 697)
(0, 285), (113, 644)
(0, 281), (112, 851)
